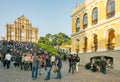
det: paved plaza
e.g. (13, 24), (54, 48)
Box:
(0, 61), (120, 82)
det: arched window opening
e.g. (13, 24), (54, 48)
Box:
(92, 7), (98, 25)
(83, 37), (87, 53)
(75, 39), (80, 54)
(107, 0), (115, 18)
(92, 35), (98, 52)
(107, 29), (115, 50)
(76, 18), (80, 32)
(22, 25), (24, 29)
(83, 13), (88, 29)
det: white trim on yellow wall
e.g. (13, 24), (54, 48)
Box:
(115, 47), (120, 50)
(97, 48), (108, 52)
(87, 50), (92, 53)
(89, 5), (98, 15)
(104, 0), (108, 7)
(90, 32), (98, 40)
(72, 0), (100, 17)
(104, 27), (115, 37)
(97, 0), (101, 2)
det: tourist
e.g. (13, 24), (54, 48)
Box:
(51, 55), (55, 66)
(74, 54), (80, 72)
(68, 55), (75, 74)
(31, 54), (39, 80)
(38, 55), (42, 75)
(100, 57), (107, 74)
(44, 55), (52, 80)
(55, 52), (62, 79)
(5, 52), (12, 69)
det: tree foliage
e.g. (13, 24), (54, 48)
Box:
(36, 43), (58, 55)
(38, 32), (71, 46)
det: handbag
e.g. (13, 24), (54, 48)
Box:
(53, 66), (58, 73)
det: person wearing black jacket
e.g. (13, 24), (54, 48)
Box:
(44, 55), (52, 80)
(68, 55), (75, 74)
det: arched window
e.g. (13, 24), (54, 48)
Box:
(107, 0), (115, 18)
(107, 29), (115, 50)
(22, 25), (24, 29)
(75, 39), (80, 54)
(76, 18), (80, 32)
(83, 13), (88, 29)
(92, 34), (98, 52)
(83, 37), (87, 53)
(92, 7), (98, 25)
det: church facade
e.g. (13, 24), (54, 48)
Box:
(6, 15), (38, 42)
(71, 0), (120, 71)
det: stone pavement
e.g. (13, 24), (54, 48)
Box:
(0, 61), (120, 82)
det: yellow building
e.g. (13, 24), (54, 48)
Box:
(71, 0), (120, 71)
(6, 15), (38, 42)
(71, 0), (120, 53)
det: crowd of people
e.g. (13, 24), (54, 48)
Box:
(68, 54), (80, 74)
(0, 40), (42, 56)
(0, 42), (81, 81)
(0, 40), (109, 81)
(0, 40), (65, 80)
(1, 50), (63, 80)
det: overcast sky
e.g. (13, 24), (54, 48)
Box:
(0, 0), (84, 37)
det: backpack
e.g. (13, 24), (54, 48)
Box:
(69, 57), (75, 64)
(76, 57), (80, 62)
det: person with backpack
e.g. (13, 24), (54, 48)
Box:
(68, 55), (75, 74)
(75, 54), (80, 72)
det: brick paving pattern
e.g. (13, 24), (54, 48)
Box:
(0, 61), (120, 82)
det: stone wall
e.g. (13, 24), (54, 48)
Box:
(79, 50), (120, 71)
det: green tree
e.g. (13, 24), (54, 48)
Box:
(38, 32), (71, 46)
